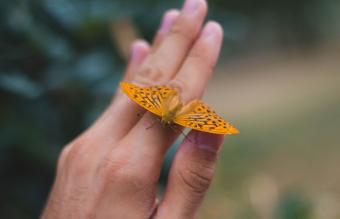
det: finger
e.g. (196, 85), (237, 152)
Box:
(83, 40), (151, 142)
(122, 21), (224, 175)
(153, 9), (180, 49)
(67, 42), (151, 165)
(123, 40), (151, 81)
(169, 21), (223, 101)
(155, 131), (224, 219)
(134, 0), (207, 85)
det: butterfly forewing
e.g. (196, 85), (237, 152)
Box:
(120, 82), (173, 117)
(120, 82), (239, 135)
(174, 101), (239, 134)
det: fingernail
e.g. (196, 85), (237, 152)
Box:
(193, 131), (224, 152)
(160, 10), (179, 32)
(130, 40), (148, 61)
(202, 22), (221, 40)
(183, 0), (200, 13)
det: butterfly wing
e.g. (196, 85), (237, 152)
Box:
(120, 82), (174, 117)
(174, 101), (239, 135)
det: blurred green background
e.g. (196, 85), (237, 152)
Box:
(1, 0), (340, 218)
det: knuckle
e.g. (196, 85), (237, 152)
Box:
(66, 139), (87, 161)
(188, 49), (215, 74)
(177, 163), (214, 197)
(168, 78), (189, 94)
(57, 145), (71, 170)
(83, 211), (96, 219)
(99, 146), (152, 188)
(136, 65), (164, 84)
(118, 168), (152, 189)
(170, 18), (198, 42)
(99, 153), (128, 176)
(72, 159), (90, 177)
(195, 148), (218, 164)
(103, 164), (152, 191)
(65, 137), (93, 175)
(176, 149), (218, 197)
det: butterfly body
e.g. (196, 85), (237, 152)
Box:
(120, 82), (239, 135)
(161, 110), (176, 127)
(159, 91), (182, 126)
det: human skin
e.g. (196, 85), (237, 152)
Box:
(41, 0), (226, 218)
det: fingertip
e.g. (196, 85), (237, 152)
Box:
(187, 130), (225, 152)
(201, 21), (224, 42)
(160, 9), (180, 33)
(191, 20), (224, 68)
(131, 39), (150, 55)
(130, 39), (150, 61)
(132, 39), (150, 48)
(153, 9), (181, 50)
(182, 0), (208, 17)
(124, 40), (150, 81)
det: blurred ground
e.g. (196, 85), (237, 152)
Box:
(199, 42), (340, 219)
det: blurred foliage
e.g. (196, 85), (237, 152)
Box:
(274, 191), (313, 219)
(1, 0), (340, 218)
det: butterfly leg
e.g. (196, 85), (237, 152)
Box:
(146, 117), (161, 130)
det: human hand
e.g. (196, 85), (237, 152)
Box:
(41, 0), (225, 218)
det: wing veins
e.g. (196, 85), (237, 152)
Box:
(152, 94), (162, 109)
(145, 95), (161, 109)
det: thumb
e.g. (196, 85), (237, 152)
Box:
(155, 130), (224, 219)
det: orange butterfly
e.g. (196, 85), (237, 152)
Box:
(120, 82), (239, 135)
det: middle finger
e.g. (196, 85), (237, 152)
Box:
(133, 0), (208, 85)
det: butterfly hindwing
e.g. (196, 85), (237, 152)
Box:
(174, 101), (239, 134)
(120, 82), (174, 117)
